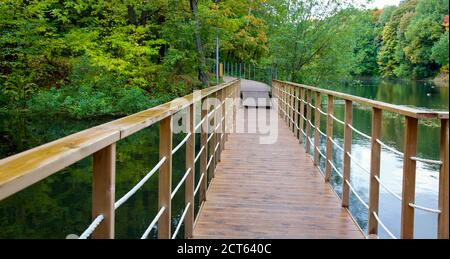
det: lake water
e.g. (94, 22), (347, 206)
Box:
(309, 77), (448, 239)
(0, 77), (448, 239)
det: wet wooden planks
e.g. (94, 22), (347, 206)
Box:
(193, 107), (363, 239)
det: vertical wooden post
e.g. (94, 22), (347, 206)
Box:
(209, 92), (217, 180)
(225, 86), (229, 142)
(305, 89), (312, 153)
(368, 108), (382, 236)
(290, 85), (294, 132)
(218, 89), (224, 162)
(284, 84), (288, 124)
(342, 100), (353, 208)
(199, 98), (208, 203)
(184, 104), (195, 238)
(282, 84), (286, 123)
(313, 92), (321, 166)
(438, 118), (449, 239)
(286, 84), (290, 127)
(299, 88), (305, 144)
(400, 116), (418, 239)
(277, 83), (282, 117)
(325, 95), (334, 182)
(294, 86), (299, 139)
(158, 116), (173, 239)
(92, 144), (116, 239)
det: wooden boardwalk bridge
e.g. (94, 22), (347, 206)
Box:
(0, 78), (448, 239)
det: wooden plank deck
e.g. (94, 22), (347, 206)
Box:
(193, 103), (364, 239)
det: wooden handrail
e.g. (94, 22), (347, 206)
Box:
(273, 80), (449, 239)
(0, 79), (239, 201)
(274, 80), (449, 119)
(0, 79), (240, 239)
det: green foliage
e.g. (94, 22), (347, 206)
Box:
(1, 0), (272, 116)
(27, 57), (161, 118)
(351, 10), (380, 76)
(1, 0), (448, 119)
(377, 0), (448, 79)
(431, 31), (449, 66)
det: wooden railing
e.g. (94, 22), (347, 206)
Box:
(273, 80), (449, 239)
(0, 79), (240, 239)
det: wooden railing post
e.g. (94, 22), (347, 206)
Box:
(225, 86), (229, 142)
(325, 95), (334, 182)
(218, 89), (225, 162)
(368, 108), (382, 236)
(305, 89), (312, 153)
(289, 85), (294, 132)
(400, 116), (418, 239)
(184, 104), (195, 238)
(282, 83), (286, 123)
(209, 92), (217, 180)
(438, 118), (449, 239)
(294, 86), (299, 139)
(277, 83), (282, 117)
(158, 116), (173, 239)
(200, 98), (208, 203)
(285, 84), (288, 124)
(92, 144), (116, 239)
(342, 100), (353, 207)
(299, 88), (305, 144)
(313, 92), (321, 166)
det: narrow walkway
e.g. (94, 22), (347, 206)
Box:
(192, 81), (363, 238)
(225, 77), (272, 108)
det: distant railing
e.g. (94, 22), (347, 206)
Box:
(223, 61), (277, 86)
(273, 80), (449, 239)
(0, 79), (241, 239)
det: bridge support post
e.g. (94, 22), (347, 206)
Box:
(158, 116), (173, 239)
(278, 82), (282, 117)
(305, 89), (312, 154)
(400, 116), (418, 239)
(92, 144), (116, 239)
(200, 98), (208, 204)
(368, 108), (382, 236)
(184, 103), (195, 238)
(325, 95), (334, 182)
(294, 86), (299, 139)
(219, 89), (225, 161)
(299, 88), (305, 144)
(285, 84), (289, 124)
(209, 92), (217, 181)
(313, 92), (321, 166)
(289, 85), (294, 132)
(438, 118), (449, 239)
(342, 100), (353, 208)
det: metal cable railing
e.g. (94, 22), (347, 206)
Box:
(78, 215), (104, 239)
(172, 203), (191, 239)
(372, 211), (397, 239)
(172, 133), (192, 155)
(171, 168), (192, 200)
(345, 179), (369, 210)
(274, 80), (448, 239)
(115, 157), (167, 210)
(141, 207), (166, 239)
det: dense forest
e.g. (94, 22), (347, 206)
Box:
(0, 0), (448, 118)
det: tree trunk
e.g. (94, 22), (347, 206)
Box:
(247, 0), (253, 25)
(127, 5), (137, 25)
(190, 0), (209, 87)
